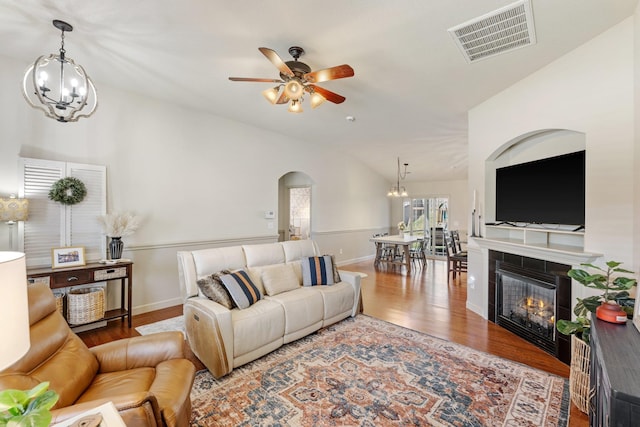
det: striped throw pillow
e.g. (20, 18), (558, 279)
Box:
(301, 255), (335, 286)
(220, 270), (262, 309)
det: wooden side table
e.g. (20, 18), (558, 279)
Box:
(27, 262), (133, 328)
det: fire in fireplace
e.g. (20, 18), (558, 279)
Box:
(498, 270), (556, 349)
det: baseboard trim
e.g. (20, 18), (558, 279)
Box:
(133, 297), (183, 315)
(336, 254), (375, 267)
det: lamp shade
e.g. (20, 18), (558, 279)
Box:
(0, 198), (29, 222)
(0, 252), (30, 370)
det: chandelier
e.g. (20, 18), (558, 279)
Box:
(387, 157), (409, 197)
(22, 20), (97, 122)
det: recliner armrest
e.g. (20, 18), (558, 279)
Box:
(183, 297), (234, 378)
(50, 391), (163, 427)
(91, 331), (185, 373)
(337, 270), (364, 316)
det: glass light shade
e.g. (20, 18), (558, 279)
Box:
(310, 92), (326, 109)
(0, 252), (30, 370)
(0, 198), (29, 222)
(22, 53), (98, 122)
(283, 80), (304, 101)
(262, 86), (280, 104)
(288, 100), (303, 113)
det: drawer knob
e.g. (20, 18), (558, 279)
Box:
(67, 276), (79, 282)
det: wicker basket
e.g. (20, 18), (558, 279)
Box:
(67, 287), (105, 325)
(569, 334), (591, 414)
(53, 292), (65, 317)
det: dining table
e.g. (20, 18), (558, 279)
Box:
(369, 234), (420, 273)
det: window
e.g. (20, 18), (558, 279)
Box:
(19, 158), (106, 267)
(403, 197), (449, 256)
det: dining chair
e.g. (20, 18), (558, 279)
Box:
(445, 232), (467, 282)
(450, 230), (467, 255)
(409, 239), (427, 268)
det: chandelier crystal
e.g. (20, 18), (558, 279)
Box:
(22, 20), (97, 122)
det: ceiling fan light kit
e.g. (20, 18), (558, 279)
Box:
(22, 20), (97, 122)
(229, 46), (354, 113)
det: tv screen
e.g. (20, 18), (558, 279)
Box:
(495, 151), (585, 226)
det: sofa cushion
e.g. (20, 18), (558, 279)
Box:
(197, 270), (234, 309)
(220, 270), (262, 309)
(231, 300), (284, 357)
(243, 243), (285, 267)
(266, 288), (324, 337)
(314, 281), (356, 321)
(281, 240), (318, 262)
(262, 264), (300, 296)
(301, 256), (335, 286)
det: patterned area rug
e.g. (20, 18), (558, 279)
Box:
(135, 315), (184, 337)
(190, 315), (569, 426)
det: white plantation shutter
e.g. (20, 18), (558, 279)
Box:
(19, 158), (106, 268)
(67, 163), (107, 262)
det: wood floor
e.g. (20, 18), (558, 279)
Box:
(77, 258), (588, 426)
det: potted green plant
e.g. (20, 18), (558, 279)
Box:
(556, 260), (636, 415)
(557, 261), (636, 342)
(0, 382), (59, 427)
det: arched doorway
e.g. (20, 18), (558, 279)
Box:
(278, 172), (314, 242)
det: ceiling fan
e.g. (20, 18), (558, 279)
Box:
(229, 46), (354, 113)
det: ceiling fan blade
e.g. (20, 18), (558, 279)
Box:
(304, 64), (354, 83)
(309, 85), (346, 104)
(258, 47), (294, 77)
(229, 77), (284, 83)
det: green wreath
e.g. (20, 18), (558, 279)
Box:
(48, 177), (87, 205)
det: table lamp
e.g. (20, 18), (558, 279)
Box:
(0, 197), (29, 251)
(0, 252), (30, 370)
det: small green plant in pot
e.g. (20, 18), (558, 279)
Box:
(0, 382), (59, 427)
(557, 260), (637, 343)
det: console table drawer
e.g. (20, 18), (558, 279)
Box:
(94, 267), (127, 281)
(52, 270), (92, 287)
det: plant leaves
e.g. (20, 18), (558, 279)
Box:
(556, 319), (584, 335)
(605, 261), (622, 269)
(0, 390), (27, 413)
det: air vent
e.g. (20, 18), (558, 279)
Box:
(448, 0), (536, 63)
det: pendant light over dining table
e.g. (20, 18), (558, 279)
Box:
(22, 20), (97, 122)
(388, 157), (409, 197)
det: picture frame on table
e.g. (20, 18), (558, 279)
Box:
(51, 246), (86, 269)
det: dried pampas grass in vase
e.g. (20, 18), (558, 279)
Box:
(98, 212), (141, 260)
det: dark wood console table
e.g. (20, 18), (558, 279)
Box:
(590, 317), (640, 426)
(27, 262), (133, 328)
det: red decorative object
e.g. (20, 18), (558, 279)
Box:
(596, 302), (628, 324)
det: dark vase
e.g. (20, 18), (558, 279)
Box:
(109, 237), (124, 260)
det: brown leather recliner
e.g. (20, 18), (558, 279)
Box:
(0, 282), (195, 427)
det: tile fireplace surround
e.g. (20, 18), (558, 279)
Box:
(470, 230), (602, 362)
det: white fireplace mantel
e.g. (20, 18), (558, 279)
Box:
(472, 237), (602, 266)
(473, 225), (602, 266)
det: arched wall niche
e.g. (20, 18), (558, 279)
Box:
(483, 129), (586, 223)
(278, 171), (315, 242)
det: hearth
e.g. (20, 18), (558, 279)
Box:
(488, 251), (571, 364)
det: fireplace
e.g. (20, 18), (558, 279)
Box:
(489, 251), (571, 364)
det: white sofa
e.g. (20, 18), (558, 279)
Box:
(177, 240), (362, 378)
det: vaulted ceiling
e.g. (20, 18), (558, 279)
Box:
(1, 0), (637, 182)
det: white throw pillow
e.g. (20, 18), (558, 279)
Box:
(262, 264), (300, 296)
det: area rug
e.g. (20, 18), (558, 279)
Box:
(189, 315), (569, 426)
(135, 315), (184, 337)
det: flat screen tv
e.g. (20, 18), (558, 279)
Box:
(495, 151), (585, 226)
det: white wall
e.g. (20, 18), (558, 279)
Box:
(0, 54), (390, 313)
(467, 18), (635, 316)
